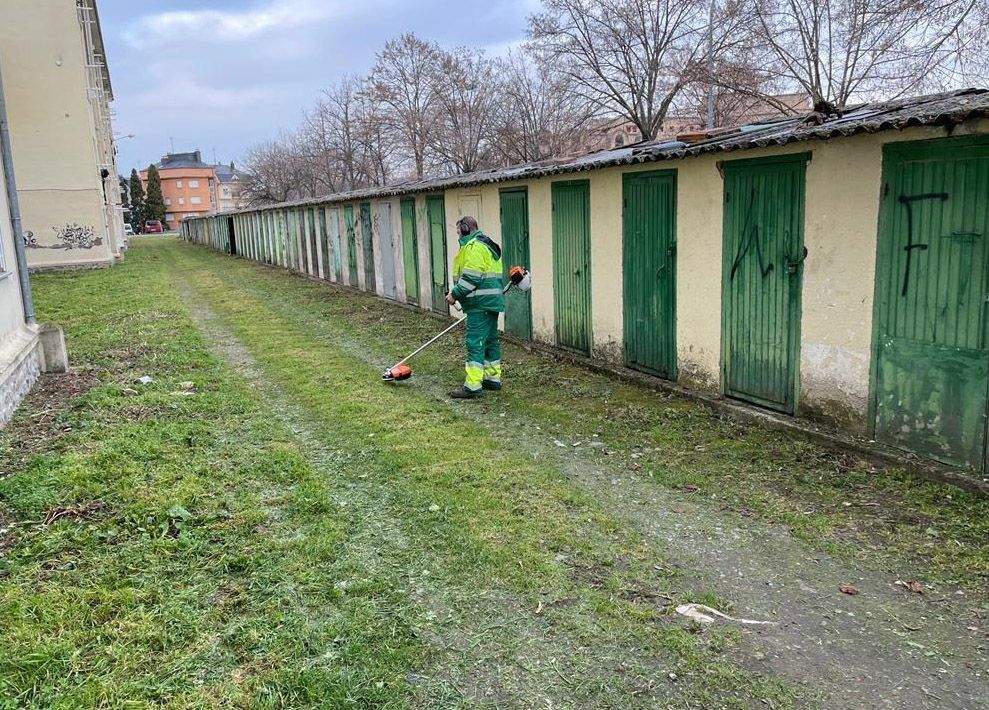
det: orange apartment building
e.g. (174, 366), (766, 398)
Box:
(141, 151), (217, 231)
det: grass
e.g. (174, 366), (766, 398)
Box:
(0, 243), (419, 706)
(177, 239), (989, 593)
(1, 236), (985, 707)
(0, 238), (802, 707)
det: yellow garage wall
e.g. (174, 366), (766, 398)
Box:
(440, 121), (988, 427)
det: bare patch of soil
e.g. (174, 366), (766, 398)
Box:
(4, 369), (101, 457)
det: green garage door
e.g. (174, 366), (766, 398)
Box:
(500, 188), (532, 339)
(873, 136), (989, 470)
(360, 202), (376, 291)
(623, 170), (677, 378)
(344, 204), (358, 286)
(552, 180), (592, 353)
(721, 154), (808, 413)
(401, 198), (420, 304)
(426, 196), (448, 312)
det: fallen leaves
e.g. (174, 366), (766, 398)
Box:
(895, 579), (925, 594)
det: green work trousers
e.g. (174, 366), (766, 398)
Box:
(464, 310), (502, 391)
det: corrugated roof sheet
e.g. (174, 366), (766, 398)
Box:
(217, 88), (989, 216)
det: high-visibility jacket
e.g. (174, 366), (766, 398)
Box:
(450, 230), (505, 313)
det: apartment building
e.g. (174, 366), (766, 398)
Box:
(564, 93), (813, 157)
(214, 161), (250, 213)
(0, 0), (124, 270)
(142, 151), (217, 231)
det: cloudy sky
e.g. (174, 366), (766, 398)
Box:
(101, 0), (537, 175)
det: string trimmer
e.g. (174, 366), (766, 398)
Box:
(382, 266), (532, 382)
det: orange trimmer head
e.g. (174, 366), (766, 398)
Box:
(382, 363), (413, 382)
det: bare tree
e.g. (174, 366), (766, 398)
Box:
(749, 0), (987, 113)
(368, 33), (442, 179)
(297, 112), (345, 197)
(242, 137), (307, 205)
(529, 0), (716, 140)
(430, 48), (500, 174)
(307, 78), (362, 190)
(491, 49), (597, 163)
(352, 81), (396, 187)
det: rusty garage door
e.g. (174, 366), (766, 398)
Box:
(623, 169), (677, 378)
(552, 180), (592, 353)
(872, 135), (989, 470)
(721, 154), (808, 413)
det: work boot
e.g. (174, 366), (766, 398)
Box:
(481, 379), (502, 391)
(449, 386), (482, 400)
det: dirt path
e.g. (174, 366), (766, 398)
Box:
(172, 244), (988, 708)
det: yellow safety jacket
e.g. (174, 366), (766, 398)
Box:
(450, 230), (505, 312)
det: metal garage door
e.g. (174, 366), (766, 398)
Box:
(721, 154), (808, 413)
(623, 170), (677, 378)
(873, 136), (989, 469)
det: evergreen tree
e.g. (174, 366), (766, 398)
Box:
(119, 176), (130, 211)
(144, 164), (167, 227)
(129, 168), (145, 232)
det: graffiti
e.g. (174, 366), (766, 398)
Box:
(23, 223), (102, 250)
(898, 192), (948, 296)
(729, 187), (774, 281)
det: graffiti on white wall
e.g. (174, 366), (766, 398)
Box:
(24, 223), (103, 250)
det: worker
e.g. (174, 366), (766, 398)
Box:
(445, 216), (504, 399)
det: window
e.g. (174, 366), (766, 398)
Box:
(165, 213), (175, 222)
(190, 196), (203, 205)
(164, 198), (171, 206)
(176, 180), (183, 188)
(188, 179), (200, 188)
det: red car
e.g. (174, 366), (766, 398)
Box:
(145, 220), (164, 234)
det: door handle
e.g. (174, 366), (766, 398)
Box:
(786, 246), (808, 275)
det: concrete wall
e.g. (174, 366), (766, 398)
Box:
(0, 126), (43, 427)
(1, 1), (120, 270)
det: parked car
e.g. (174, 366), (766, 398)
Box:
(124, 223), (134, 236)
(145, 220), (164, 234)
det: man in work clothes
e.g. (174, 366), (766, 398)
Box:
(445, 216), (505, 399)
